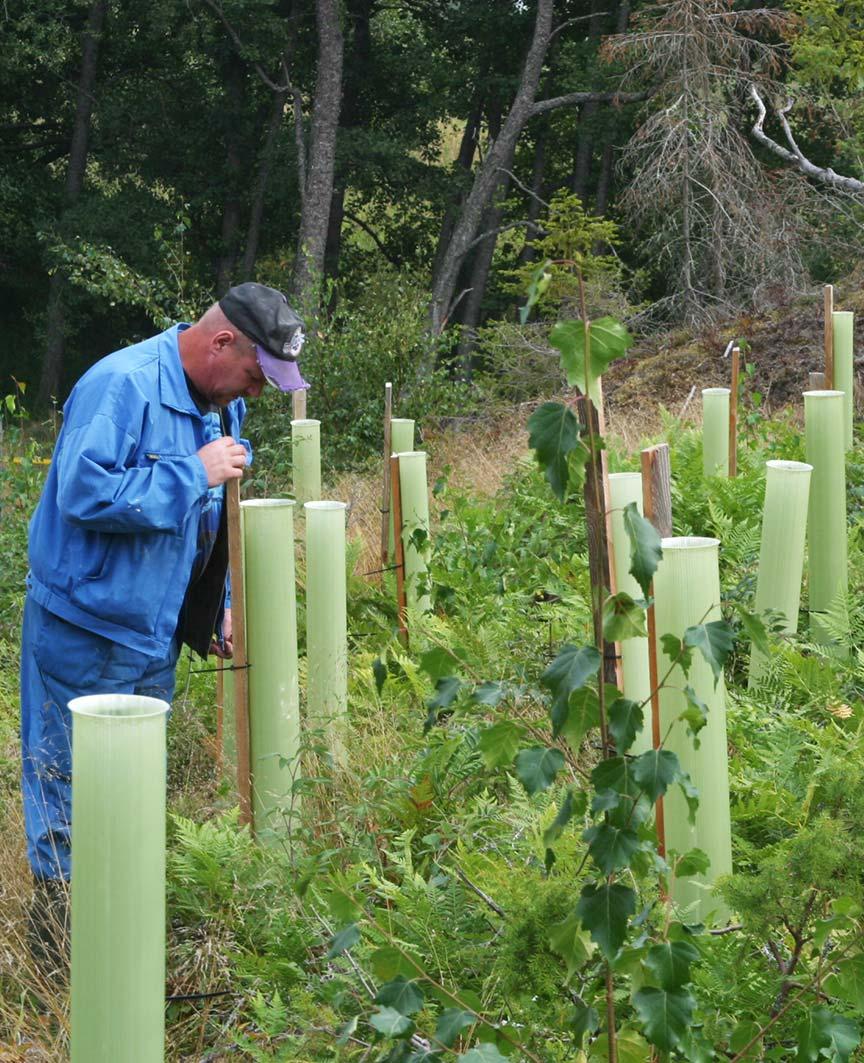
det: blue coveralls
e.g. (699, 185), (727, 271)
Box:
(21, 324), (246, 881)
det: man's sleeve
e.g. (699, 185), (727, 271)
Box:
(56, 412), (208, 533)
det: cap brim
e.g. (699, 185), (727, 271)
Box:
(256, 345), (309, 392)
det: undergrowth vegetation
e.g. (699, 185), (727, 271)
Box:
(3, 386), (864, 1059)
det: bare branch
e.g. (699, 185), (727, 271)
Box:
(496, 166), (551, 210)
(200, 0), (290, 93)
(343, 210), (401, 266)
(529, 88), (650, 118)
(462, 218), (544, 255)
(750, 85), (864, 194)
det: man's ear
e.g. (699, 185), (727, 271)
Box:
(212, 329), (235, 353)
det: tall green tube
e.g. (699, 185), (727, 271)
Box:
(653, 537), (731, 923)
(608, 472), (652, 755)
(805, 390), (849, 643)
(833, 311), (855, 449)
(69, 694), (169, 1063)
(242, 499), (300, 838)
(305, 501), (348, 767)
(748, 460), (812, 685)
(702, 388), (730, 477)
(388, 419), (415, 557)
(397, 451), (431, 613)
(291, 419), (322, 506)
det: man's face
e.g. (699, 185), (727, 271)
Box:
(208, 335), (268, 406)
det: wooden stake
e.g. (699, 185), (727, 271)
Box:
(215, 658), (224, 766)
(729, 346), (740, 478)
(809, 371), (826, 390)
(824, 284), (835, 389)
(595, 378), (624, 690)
(292, 389), (307, 421)
(390, 454), (409, 647)
(380, 382), (393, 569)
(226, 478), (253, 829)
(641, 443), (673, 859)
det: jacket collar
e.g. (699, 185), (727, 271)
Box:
(158, 324), (200, 416)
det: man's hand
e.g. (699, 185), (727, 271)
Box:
(209, 608), (233, 658)
(197, 437), (248, 487)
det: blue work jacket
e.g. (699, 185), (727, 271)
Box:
(27, 324), (246, 658)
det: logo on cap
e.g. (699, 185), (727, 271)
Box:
(284, 329), (305, 358)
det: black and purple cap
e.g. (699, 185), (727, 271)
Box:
(219, 282), (309, 392)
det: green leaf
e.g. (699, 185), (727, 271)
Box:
(583, 822), (640, 875)
(576, 881), (636, 959)
(515, 747), (565, 796)
(643, 941), (700, 989)
(684, 621), (735, 686)
(541, 644), (602, 722)
(680, 685), (709, 738)
(434, 1008), (475, 1048)
(730, 1020), (763, 1060)
(327, 923), (360, 958)
(527, 401), (586, 500)
(622, 502), (663, 599)
(631, 749), (684, 802)
(558, 687), (600, 746)
(369, 947), (424, 981)
(796, 1006), (860, 1061)
(471, 682), (505, 707)
(661, 633), (693, 676)
(477, 720), (523, 770)
(550, 316), (633, 403)
(589, 1028), (651, 1062)
(426, 675), (462, 709)
(337, 1015), (359, 1045)
(375, 977), (425, 1016)
(608, 697), (645, 754)
(370, 1006), (415, 1039)
(825, 955), (864, 1010)
(549, 911), (594, 977)
(543, 787), (588, 847)
(674, 848), (711, 877)
(591, 756), (650, 826)
(419, 647), (460, 681)
(373, 657), (388, 695)
(519, 259), (552, 324)
(603, 591), (648, 642)
(569, 1001), (600, 1043)
(632, 986), (694, 1051)
(737, 605), (772, 656)
(457, 1045), (508, 1063)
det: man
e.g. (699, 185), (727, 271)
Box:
(21, 282), (307, 964)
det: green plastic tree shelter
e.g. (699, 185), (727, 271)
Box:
(805, 390), (849, 643)
(396, 450), (431, 612)
(388, 418), (415, 556)
(241, 499), (300, 838)
(748, 460), (812, 685)
(702, 388), (730, 477)
(69, 694), (169, 1063)
(608, 472), (652, 755)
(291, 419), (322, 506)
(833, 311), (855, 450)
(653, 537), (732, 924)
(305, 501), (348, 767)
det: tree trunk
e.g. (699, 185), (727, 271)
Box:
(293, 0), (344, 313)
(241, 88), (288, 281)
(592, 0), (630, 217)
(37, 0), (108, 407)
(432, 99), (482, 283)
(215, 54), (246, 294)
(570, 0), (605, 201)
(430, 0), (554, 336)
(517, 120), (549, 265)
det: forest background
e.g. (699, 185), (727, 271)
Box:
(3, 0), (864, 438)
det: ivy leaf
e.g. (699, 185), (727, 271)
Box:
(477, 720), (523, 770)
(608, 697), (645, 754)
(796, 1006), (860, 1061)
(674, 848), (711, 877)
(632, 986), (694, 1051)
(541, 644), (602, 722)
(591, 756), (650, 826)
(327, 923), (360, 959)
(684, 620), (735, 686)
(471, 682), (505, 707)
(527, 401), (586, 500)
(549, 910), (594, 978)
(631, 749), (684, 803)
(661, 634), (693, 676)
(457, 1045), (508, 1063)
(373, 657), (387, 695)
(623, 501), (663, 598)
(375, 977), (425, 1016)
(736, 605), (772, 656)
(515, 747), (565, 796)
(680, 685), (709, 739)
(370, 1006), (415, 1039)
(543, 787), (588, 847)
(419, 647), (460, 681)
(434, 1008), (475, 1048)
(550, 316), (633, 404)
(825, 955), (864, 1010)
(643, 941), (701, 989)
(575, 881), (636, 959)
(583, 822), (641, 875)
(603, 591), (648, 642)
